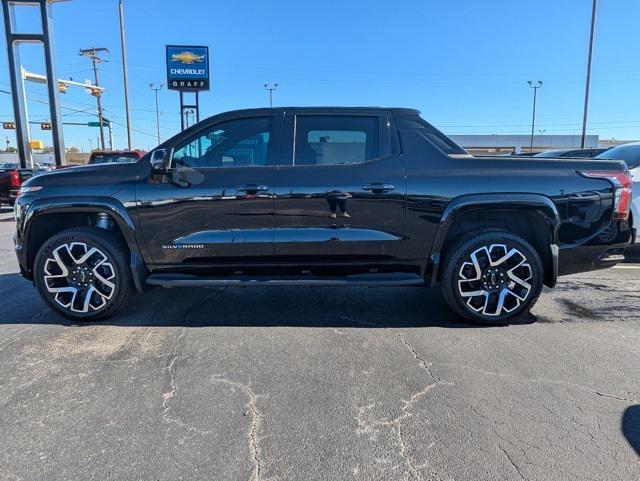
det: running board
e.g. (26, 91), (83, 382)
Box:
(145, 272), (425, 288)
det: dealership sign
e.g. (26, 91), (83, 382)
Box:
(166, 45), (210, 91)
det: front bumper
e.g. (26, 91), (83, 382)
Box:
(1, 189), (19, 203)
(12, 196), (32, 281)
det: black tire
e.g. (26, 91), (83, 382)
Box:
(440, 229), (544, 325)
(34, 227), (136, 322)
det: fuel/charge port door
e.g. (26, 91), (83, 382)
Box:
(567, 191), (602, 223)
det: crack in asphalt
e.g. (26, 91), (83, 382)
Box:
(498, 445), (528, 480)
(158, 326), (265, 481)
(434, 362), (640, 405)
(162, 327), (186, 414)
(210, 377), (264, 481)
(160, 290), (224, 414)
(156, 292), (266, 481)
(345, 316), (450, 480)
(393, 330), (453, 481)
(395, 330), (442, 384)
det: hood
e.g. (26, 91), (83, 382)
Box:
(23, 161), (145, 188)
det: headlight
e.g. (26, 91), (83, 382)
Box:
(17, 186), (43, 196)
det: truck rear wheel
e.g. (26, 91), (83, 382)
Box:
(440, 229), (544, 325)
(34, 227), (136, 322)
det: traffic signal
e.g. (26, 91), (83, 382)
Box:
(58, 81), (68, 94)
(40, 122), (52, 131)
(2, 122), (16, 130)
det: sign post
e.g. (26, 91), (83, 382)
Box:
(165, 45), (209, 130)
(2, 0), (65, 167)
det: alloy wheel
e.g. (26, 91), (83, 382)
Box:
(457, 243), (533, 317)
(42, 242), (116, 313)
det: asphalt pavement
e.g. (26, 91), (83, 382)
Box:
(0, 206), (639, 481)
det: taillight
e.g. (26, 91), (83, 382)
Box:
(581, 170), (632, 220)
(9, 170), (20, 188)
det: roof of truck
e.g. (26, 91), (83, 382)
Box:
(216, 106), (421, 116)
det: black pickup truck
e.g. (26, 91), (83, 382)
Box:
(12, 107), (634, 324)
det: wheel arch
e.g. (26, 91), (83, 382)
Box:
(22, 197), (148, 292)
(428, 193), (560, 288)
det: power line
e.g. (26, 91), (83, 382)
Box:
(107, 116), (160, 139)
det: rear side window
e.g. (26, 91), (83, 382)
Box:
(396, 116), (467, 156)
(294, 115), (380, 166)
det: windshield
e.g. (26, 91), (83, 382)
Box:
(89, 153), (138, 165)
(533, 150), (568, 158)
(596, 143), (640, 169)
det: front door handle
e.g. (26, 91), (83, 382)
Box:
(237, 184), (269, 193)
(362, 182), (395, 193)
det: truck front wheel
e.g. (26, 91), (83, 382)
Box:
(34, 227), (136, 322)
(440, 229), (544, 325)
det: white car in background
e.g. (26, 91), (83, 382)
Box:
(596, 143), (640, 242)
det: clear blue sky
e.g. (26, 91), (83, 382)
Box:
(1, 0), (639, 152)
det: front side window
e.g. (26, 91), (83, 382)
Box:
(294, 115), (380, 166)
(173, 117), (272, 168)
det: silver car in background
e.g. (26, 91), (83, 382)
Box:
(596, 143), (640, 242)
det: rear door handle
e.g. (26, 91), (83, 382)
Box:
(362, 182), (395, 193)
(237, 184), (269, 193)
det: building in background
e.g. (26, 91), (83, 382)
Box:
(449, 134), (640, 156)
(450, 134), (600, 156)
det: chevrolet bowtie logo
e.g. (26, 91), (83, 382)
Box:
(171, 51), (205, 65)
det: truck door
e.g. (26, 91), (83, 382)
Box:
(136, 113), (282, 267)
(273, 111), (406, 261)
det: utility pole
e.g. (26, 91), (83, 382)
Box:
(118, 0), (132, 150)
(88, 138), (92, 152)
(79, 47), (109, 150)
(581, 0), (597, 149)
(527, 81), (543, 152)
(264, 83), (278, 107)
(149, 83), (163, 145)
(107, 121), (114, 150)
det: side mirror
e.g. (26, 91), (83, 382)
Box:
(150, 148), (171, 173)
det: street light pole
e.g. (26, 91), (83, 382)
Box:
(118, 0), (132, 150)
(149, 83), (163, 145)
(527, 80), (543, 152)
(581, 0), (597, 149)
(264, 83), (278, 107)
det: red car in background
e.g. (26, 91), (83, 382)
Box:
(0, 163), (35, 207)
